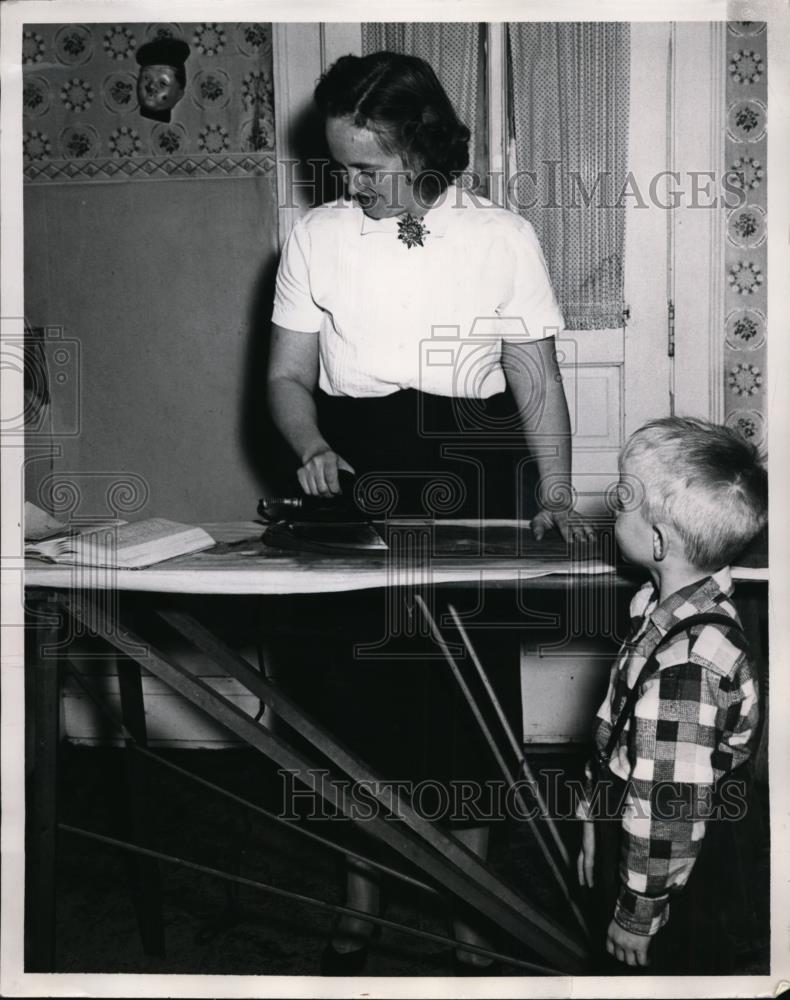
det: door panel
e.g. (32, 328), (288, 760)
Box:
(557, 329), (624, 513)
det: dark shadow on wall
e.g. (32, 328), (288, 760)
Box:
(239, 100), (344, 499)
(286, 100), (343, 211)
(239, 253), (294, 499)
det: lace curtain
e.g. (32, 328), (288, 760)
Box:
(363, 22), (630, 330)
(508, 23), (631, 329)
(362, 23), (483, 181)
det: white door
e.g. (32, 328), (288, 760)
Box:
(506, 23), (726, 519)
(271, 21), (725, 741)
(520, 22), (729, 741)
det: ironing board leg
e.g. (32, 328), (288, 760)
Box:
(116, 654), (166, 957)
(52, 590), (588, 971)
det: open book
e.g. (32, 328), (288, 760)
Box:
(25, 517), (215, 569)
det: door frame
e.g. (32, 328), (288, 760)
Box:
(670, 21), (728, 422)
(272, 23), (362, 247)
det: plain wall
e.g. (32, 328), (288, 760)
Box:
(24, 174), (282, 524)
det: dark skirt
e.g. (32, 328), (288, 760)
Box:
(278, 388), (529, 825)
(586, 761), (763, 975)
(316, 387), (533, 520)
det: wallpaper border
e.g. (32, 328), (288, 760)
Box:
(24, 152), (276, 183)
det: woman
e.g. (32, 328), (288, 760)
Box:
(268, 51), (591, 974)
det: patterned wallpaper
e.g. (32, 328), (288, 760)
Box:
(724, 21), (767, 453)
(22, 22), (276, 183)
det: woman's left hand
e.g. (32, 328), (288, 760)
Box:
(531, 507), (596, 544)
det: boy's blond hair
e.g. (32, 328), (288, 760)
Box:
(619, 417), (767, 571)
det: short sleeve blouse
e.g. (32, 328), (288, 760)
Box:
(272, 185), (565, 398)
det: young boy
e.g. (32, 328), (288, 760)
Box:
(577, 417), (767, 974)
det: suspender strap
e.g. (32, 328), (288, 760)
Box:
(600, 612), (747, 765)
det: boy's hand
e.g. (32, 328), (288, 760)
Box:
(576, 820), (595, 887)
(606, 920), (651, 967)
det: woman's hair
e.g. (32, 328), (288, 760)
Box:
(619, 416), (768, 570)
(314, 52), (470, 196)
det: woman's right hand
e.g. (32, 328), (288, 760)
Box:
(297, 449), (355, 497)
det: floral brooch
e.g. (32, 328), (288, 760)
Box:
(396, 213), (430, 248)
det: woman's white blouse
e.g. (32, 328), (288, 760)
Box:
(271, 185), (565, 398)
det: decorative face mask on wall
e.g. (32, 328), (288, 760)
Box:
(135, 38), (190, 123)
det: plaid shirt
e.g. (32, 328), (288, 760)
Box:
(586, 568), (760, 937)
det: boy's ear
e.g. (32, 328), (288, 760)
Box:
(652, 524), (670, 562)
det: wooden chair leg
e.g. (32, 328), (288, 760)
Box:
(116, 655), (166, 957)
